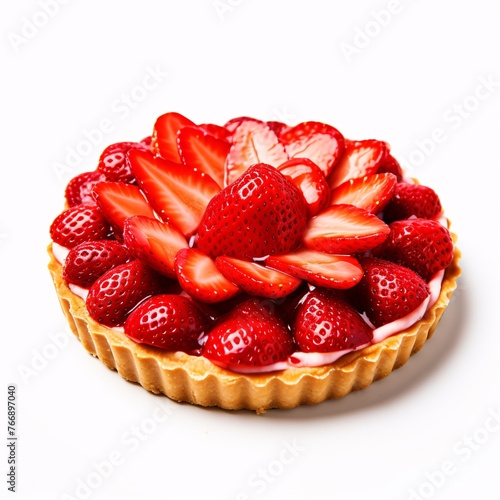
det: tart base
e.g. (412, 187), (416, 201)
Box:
(47, 238), (461, 414)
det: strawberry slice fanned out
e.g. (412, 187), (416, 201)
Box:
(224, 119), (288, 186)
(328, 139), (389, 190)
(123, 215), (188, 278)
(129, 149), (220, 237)
(277, 158), (331, 217)
(152, 111), (196, 162)
(303, 204), (390, 254)
(174, 248), (240, 303)
(177, 126), (229, 188)
(215, 256), (302, 299)
(280, 121), (345, 178)
(92, 181), (156, 236)
(329, 173), (397, 214)
(266, 250), (363, 289)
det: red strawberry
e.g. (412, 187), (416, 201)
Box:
(86, 260), (162, 327)
(383, 182), (442, 222)
(266, 120), (290, 137)
(124, 294), (210, 352)
(92, 181), (156, 236)
(293, 289), (373, 353)
(123, 215), (188, 278)
(303, 204), (390, 254)
(65, 171), (106, 207)
(196, 163), (308, 259)
(50, 204), (111, 248)
(174, 248), (240, 303)
(63, 240), (133, 287)
(328, 139), (388, 190)
(373, 219), (454, 281)
(266, 250), (363, 289)
(377, 154), (403, 181)
(198, 123), (232, 141)
(203, 298), (295, 369)
(224, 120), (288, 186)
(223, 116), (257, 134)
(355, 257), (430, 327)
(177, 126), (230, 188)
(129, 149), (220, 237)
(280, 121), (345, 178)
(97, 142), (147, 183)
(215, 256), (302, 299)
(329, 173), (397, 214)
(277, 158), (331, 217)
(151, 111), (196, 162)
(140, 136), (152, 148)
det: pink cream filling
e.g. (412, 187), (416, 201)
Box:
(52, 240), (446, 374)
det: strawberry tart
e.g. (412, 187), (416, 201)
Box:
(48, 112), (460, 413)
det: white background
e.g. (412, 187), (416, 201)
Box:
(1, 1), (500, 499)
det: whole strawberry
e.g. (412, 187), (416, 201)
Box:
(63, 240), (133, 287)
(50, 204), (111, 248)
(355, 257), (430, 327)
(374, 218), (454, 281)
(65, 170), (106, 207)
(203, 298), (295, 369)
(293, 289), (373, 352)
(196, 163), (308, 259)
(124, 294), (210, 352)
(383, 182), (442, 222)
(86, 260), (162, 327)
(97, 141), (148, 184)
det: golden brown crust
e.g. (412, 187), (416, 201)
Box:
(47, 235), (461, 413)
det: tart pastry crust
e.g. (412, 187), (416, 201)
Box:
(48, 235), (460, 414)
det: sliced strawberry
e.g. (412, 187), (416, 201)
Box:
(215, 256), (302, 299)
(177, 126), (229, 188)
(152, 111), (196, 162)
(97, 141), (147, 183)
(293, 289), (373, 353)
(266, 121), (290, 137)
(196, 163), (307, 259)
(383, 181), (443, 223)
(50, 204), (111, 248)
(63, 240), (133, 288)
(280, 121), (345, 178)
(266, 250), (363, 289)
(198, 123), (232, 141)
(86, 260), (162, 327)
(377, 154), (403, 181)
(123, 215), (188, 278)
(328, 139), (389, 190)
(329, 173), (397, 214)
(224, 120), (288, 186)
(65, 171), (106, 207)
(373, 218), (454, 281)
(129, 149), (220, 237)
(277, 158), (331, 217)
(140, 136), (152, 148)
(124, 294), (210, 352)
(303, 204), (390, 254)
(203, 298), (295, 369)
(174, 248), (240, 303)
(354, 257), (430, 327)
(92, 181), (156, 236)
(223, 116), (258, 135)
